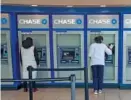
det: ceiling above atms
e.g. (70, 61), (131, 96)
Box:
(1, 0), (131, 6)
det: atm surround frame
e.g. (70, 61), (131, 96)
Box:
(1, 30), (13, 85)
(123, 31), (131, 84)
(15, 13), (54, 83)
(53, 31), (85, 82)
(87, 31), (119, 83)
(1, 13), (20, 89)
(2, 6), (130, 88)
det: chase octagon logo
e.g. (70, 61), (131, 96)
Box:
(1, 18), (8, 24)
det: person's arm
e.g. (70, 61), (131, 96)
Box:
(105, 44), (112, 55)
(89, 44), (94, 58)
(34, 47), (40, 66)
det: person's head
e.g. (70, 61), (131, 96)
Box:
(22, 37), (33, 49)
(94, 36), (98, 43)
(95, 36), (103, 43)
(26, 37), (33, 46)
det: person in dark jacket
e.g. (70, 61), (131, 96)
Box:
(20, 37), (39, 92)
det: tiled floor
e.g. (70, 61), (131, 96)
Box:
(1, 88), (131, 100)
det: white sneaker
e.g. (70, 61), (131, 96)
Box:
(94, 91), (98, 95)
(99, 90), (102, 94)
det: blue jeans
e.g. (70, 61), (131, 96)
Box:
(92, 65), (104, 91)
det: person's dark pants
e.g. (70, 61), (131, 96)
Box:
(23, 81), (36, 89)
(91, 65), (104, 91)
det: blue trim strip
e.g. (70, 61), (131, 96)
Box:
(36, 82), (119, 88)
(10, 13), (21, 87)
(118, 14), (124, 84)
(51, 13), (84, 15)
(17, 13), (49, 15)
(52, 29), (84, 31)
(1, 85), (15, 87)
(49, 14), (55, 81)
(123, 28), (131, 30)
(87, 28), (119, 31)
(1, 28), (10, 30)
(84, 14), (87, 68)
(18, 28), (49, 31)
(1, 6), (131, 13)
(1, 84), (19, 90)
(120, 84), (131, 89)
(87, 13), (119, 15)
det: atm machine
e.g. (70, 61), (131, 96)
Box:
(123, 31), (131, 84)
(87, 31), (118, 83)
(18, 31), (50, 80)
(122, 14), (131, 85)
(53, 31), (84, 82)
(17, 15), (50, 82)
(1, 13), (14, 85)
(1, 31), (13, 85)
(87, 15), (119, 84)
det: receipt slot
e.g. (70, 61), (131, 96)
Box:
(18, 31), (50, 79)
(123, 31), (131, 84)
(53, 31), (84, 82)
(1, 31), (13, 84)
(87, 31), (118, 83)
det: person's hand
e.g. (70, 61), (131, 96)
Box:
(108, 44), (114, 50)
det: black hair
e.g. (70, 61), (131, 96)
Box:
(22, 37), (33, 49)
(95, 36), (103, 43)
(94, 36), (98, 43)
(26, 37), (33, 46)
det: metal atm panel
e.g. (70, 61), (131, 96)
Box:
(1, 31), (13, 85)
(87, 31), (118, 83)
(53, 31), (84, 82)
(18, 31), (50, 80)
(123, 31), (131, 84)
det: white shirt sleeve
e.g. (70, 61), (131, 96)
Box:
(89, 44), (94, 58)
(105, 44), (112, 55)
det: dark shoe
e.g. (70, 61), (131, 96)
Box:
(33, 88), (38, 92)
(24, 88), (28, 92)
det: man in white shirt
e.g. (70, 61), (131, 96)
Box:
(89, 36), (113, 94)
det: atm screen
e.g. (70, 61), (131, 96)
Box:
(37, 47), (46, 64)
(1, 44), (8, 59)
(128, 47), (131, 64)
(62, 51), (75, 60)
(59, 47), (80, 65)
(105, 55), (113, 64)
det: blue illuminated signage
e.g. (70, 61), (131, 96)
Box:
(54, 19), (82, 25)
(1, 14), (10, 28)
(1, 18), (8, 24)
(87, 15), (119, 28)
(88, 18), (117, 25)
(111, 19), (117, 24)
(76, 19), (82, 24)
(18, 19), (47, 25)
(17, 15), (49, 28)
(41, 19), (47, 24)
(128, 47), (131, 65)
(124, 14), (131, 28)
(53, 15), (84, 28)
